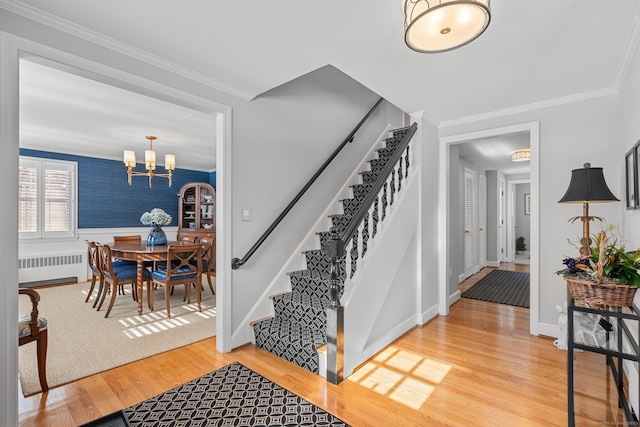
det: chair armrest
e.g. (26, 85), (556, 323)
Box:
(19, 288), (41, 335)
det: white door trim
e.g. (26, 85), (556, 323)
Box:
(438, 122), (540, 337)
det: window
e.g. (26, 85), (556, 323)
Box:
(19, 156), (77, 239)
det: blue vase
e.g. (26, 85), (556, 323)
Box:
(147, 225), (167, 246)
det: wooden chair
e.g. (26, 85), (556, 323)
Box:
(150, 244), (202, 319)
(199, 237), (216, 294)
(19, 288), (48, 392)
(84, 240), (104, 307)
(113, 235), (142, 243)
(112, 235), (140, 269)
(96, 244), (151, 318)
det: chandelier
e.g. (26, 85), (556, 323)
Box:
(403, 0), (491, 53)
(123, 136), (176, 187)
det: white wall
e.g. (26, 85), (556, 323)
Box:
(418, 116), (440, 319)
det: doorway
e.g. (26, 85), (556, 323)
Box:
(438, 122), (539, 335)
(1, 33), (232, 422)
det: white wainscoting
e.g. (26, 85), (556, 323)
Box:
(18, 227), (178, 285)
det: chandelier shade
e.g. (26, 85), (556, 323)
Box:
(123, 136), (176, 188)
(404, 0), (491, 53)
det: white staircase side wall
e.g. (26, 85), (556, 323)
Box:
(342, 173), (422, 378)
(230, 125), (397, 348)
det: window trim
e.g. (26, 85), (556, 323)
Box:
(19, 155), (78, 240)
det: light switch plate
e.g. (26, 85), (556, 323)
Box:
(241, 206), (252, 221)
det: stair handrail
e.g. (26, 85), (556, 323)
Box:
(339, 122), (418, 244)
(231, 97), (385, 269)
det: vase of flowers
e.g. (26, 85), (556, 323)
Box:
(557, 227), (640, 308)
(140, 208), (172, 246)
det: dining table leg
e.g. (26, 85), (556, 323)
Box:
(137, 255), (144, 315)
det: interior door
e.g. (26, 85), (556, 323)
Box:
(479, 174), (487, 268)
(464, 168), (477, 279)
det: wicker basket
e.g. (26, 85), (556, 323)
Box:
(565, 277), (638, 308)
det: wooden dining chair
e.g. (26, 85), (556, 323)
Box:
(199, 237), (216, 294)
(19, 288), (48, 392)
(84, 240), (105, 307)
(112, 235), (141, 269)
(150, 244), (202, 319)
(96, 244), (151, 318)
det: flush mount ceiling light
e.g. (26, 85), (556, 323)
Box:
(403, 0), (491, 53)
(123, 136), (176, 187)
(511, 149), (531, 162)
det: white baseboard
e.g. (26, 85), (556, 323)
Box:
(485, 261), (500, 268)
(419, 304), (439, 325)
(537, 322), (559, 339)
(449, 290), (461, 305)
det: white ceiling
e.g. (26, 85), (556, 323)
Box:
(19, 57), (217, 171)
(457, 133), (531, 175)
(7, 0), (640, 173)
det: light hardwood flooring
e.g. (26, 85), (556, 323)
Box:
(19, 265), (626, 426)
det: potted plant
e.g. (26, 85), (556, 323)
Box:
(558, 227), (640, 308)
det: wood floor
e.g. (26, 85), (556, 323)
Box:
(18, 264), (626, 426)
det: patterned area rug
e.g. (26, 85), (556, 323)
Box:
(461, 270), (530, 308)
(120, 362), (349, 426)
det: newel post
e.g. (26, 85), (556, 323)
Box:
(324, 226), (344, 384)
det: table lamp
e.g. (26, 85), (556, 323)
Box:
(558, 163), (619, 255)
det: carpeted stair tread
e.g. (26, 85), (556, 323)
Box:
(289, 269), (344, 299)
(253, 318), (326, 372)
(272, 292), (328, 330)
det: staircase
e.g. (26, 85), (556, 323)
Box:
(252, 126), (412, 373)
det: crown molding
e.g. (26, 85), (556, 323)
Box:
(612, 3), (640, 92)
(438, 87), (617, 129)
(0, 0), (255, 101)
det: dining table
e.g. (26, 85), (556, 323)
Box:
(109, 241), (187, 315)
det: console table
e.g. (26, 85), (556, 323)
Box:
(567, 296), (640, 426)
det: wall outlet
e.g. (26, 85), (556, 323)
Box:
(449, 266), (453, 276)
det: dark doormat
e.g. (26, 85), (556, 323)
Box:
(461, 270), (530, 308)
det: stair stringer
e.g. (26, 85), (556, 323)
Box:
(230, 124), (396, 349)
(340, 171), (423, 379)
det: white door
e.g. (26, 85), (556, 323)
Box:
(464, 168), (477, 278)
(479, 174), (487, 268)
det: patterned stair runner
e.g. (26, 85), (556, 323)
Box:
(252, 127), (410, 373)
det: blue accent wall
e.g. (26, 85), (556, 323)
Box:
(21, 149), (216, 229)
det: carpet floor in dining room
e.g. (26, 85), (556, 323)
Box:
(18, 281), (216, 396)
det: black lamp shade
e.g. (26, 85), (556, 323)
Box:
(558, 163), (619, 204)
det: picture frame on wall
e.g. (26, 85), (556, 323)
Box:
(626, 146), (637, 210)
(524, 194), (531, 215)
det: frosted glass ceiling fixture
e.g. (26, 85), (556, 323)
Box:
(403, 0), (491, 53)
(511, 149), (531, 162)
(123, 136), (176, 187)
